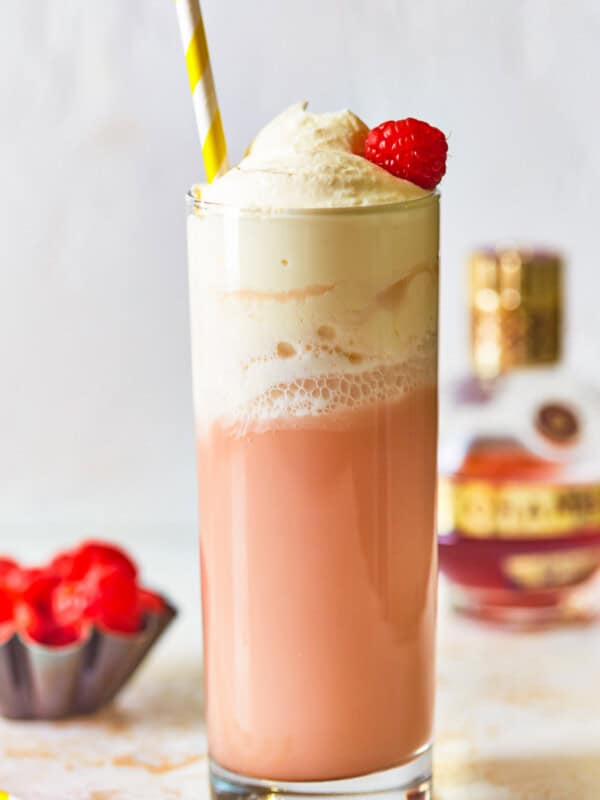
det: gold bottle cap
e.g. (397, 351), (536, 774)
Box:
(469, 247), (563, 379)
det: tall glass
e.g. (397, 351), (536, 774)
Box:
(187, 193), (439, 800)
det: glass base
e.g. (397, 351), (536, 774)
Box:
(450, 585), (599, 629)
(210, 746), (432, 800)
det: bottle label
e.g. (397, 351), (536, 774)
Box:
(438, 477), (600, 538)
(502, 548), (600, 589)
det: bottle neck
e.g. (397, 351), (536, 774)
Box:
(470, 304), (562, 381)
(471, 353), (562, 383)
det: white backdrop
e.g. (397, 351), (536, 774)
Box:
(1, 0), (599, 535)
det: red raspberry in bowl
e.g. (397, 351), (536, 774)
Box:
(364, 117), (448, 190)
(16, 603), (84, 647)
(2, 540), (169, 645)
(0, 591), (12, 622)
(51, 540), (137, 582)
(0, 558), (19, 581)
(0, 558), (25, 597)
(15, 570), (86, 647)
(6, 566), (47, 597)
(0, 558), (19, 634)
(51, 580), (89, 628)
(0, 586), (14, 642)
(139, 588), (167, 615)
(86, 564), (142, 633)
(53, 564), (142, 634)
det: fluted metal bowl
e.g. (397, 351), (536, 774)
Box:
(0, 601), (176, 719)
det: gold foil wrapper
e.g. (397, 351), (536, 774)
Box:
(438, 477), (600, 539)
(469, 247), (562, 379)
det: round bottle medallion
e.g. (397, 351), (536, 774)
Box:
(535, 402), (579, 445)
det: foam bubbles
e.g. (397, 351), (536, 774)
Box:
(226, 335), (436, 435)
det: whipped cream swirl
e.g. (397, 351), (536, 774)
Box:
(200, 103), (430, 209)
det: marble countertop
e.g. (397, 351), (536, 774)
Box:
(1, 528), (599, 800)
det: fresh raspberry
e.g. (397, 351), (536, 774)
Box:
(53, 564), (141, 634)
(83, 564), (142, 634)
(17, 571), (60, 631)
(138, 588), (167, 616)
(3, 541), (147, 643)
(15, 571), (85, 647)
(51, 580), (89, 628)
(0, 621), (14, 644)
(17, 602), (83, 647)
(51, 541), (137, 582)
(0, 558), (20, 621)
(0, 589), (13, 623)
(364, 118), (448, 190)
(14, 602), (45, 641)
(20, 571), (60, 614)
(0, 558), (22, 598)
(39, 624), (83, 647)
(49, 552), (77, 580)
(0, 557), (19, 581)
(6, 567), (46, 596)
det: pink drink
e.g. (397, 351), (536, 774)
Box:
(199, 386), (437, 781)
(187, 106), (440, 796)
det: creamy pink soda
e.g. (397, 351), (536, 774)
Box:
(187, 104), (439, 783)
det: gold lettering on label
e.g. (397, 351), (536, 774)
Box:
(438, 478), (600, 539)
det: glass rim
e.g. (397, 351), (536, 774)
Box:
(186, 187), (439, 217)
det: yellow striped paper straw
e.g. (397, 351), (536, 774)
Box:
(175, 0), (229, 182)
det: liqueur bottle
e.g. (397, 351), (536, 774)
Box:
(438, 247), (600, 624)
